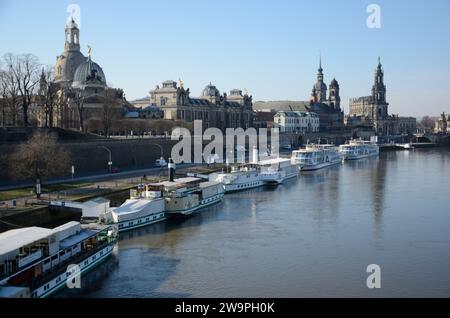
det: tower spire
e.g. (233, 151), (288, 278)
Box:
(319, 53), (322, 71)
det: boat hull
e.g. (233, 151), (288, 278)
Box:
(222, 180), (265, 193)
(297, 160), (341, 171)
(116, 213), (166, 232)
(35, 243), (115, 298)
(165, 193), (224, 216)
(342, 152), (379, 160)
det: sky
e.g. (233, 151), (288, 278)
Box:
(1, 0), (449, 118)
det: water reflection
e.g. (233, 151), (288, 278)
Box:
(58, 148), (450, 297)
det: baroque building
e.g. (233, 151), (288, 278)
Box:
(434, 112), (450, 133)
(308, 58), (344, 131)
(147, 80), (253, 131)
(253, 58), (343, 132)
(37, 19), (132, 130)
(347, 58), (416, 136)
(273, 111), (320, 133)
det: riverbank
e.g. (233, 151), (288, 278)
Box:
(0, 164), (226, 232)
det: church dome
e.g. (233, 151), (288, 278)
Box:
(54, 51), (86, 83)
(330, 78), (339, 88)
(202, 83), (220, 97)
(72, 58), (106, 88)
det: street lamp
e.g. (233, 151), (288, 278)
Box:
(99, 146), (112, 173)
(149, 143), (164, 158)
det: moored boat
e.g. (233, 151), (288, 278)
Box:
(339, 139), (379, 160)
(0, 221), (118, 298)
(209, 164), (263, 193)
(149, 177), (224, 217)
(291, 144), (342, 171)
(258, 157), (299, 184)
(110, 185), (166, 232)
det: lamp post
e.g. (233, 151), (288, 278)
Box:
(36, 178), (41, 199)
(149, 143), (164, 158)
(99, 146), (112, 173)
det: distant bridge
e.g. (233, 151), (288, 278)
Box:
(412, 133), (450, 144)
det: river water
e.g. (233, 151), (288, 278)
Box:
(58, 148), (450, 297)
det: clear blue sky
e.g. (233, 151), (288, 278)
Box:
(1, 0), (449, 118)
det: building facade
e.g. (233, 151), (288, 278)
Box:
(347, 58), (416, 135)
(308, 58), (345, 131)
(148, 81), (253, 131)
(252, 59), (344, 132)
(273, 111), (319, 133)
(38, 19), (132, 130)
(253, 110), (276, 129)
(434, 112), (450, 133)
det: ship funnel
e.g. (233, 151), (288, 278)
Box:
(252, 146), (259, 164)
(168, 158), (175, 181)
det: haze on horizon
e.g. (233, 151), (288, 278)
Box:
(1, 0), (449, 118)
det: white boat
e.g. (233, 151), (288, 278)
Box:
(339, 139), (379, 160)
(258, 157), (299, 184)
(110, 185), (166, 232)
(50, 193), (166, 233)
(395, 143), (415, 150)
(150, 177), (224, 216)
(291, 144), (342, 171)
(209, 164), (264, 192)
(0, 221), (118, 298)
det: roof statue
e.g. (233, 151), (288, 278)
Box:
(87, 45), (92, 59)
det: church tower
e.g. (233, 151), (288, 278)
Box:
(311, 56), (327, 103)
(328, 78), (340, 110)
(371, 57), (388, 119)
(64, 19), (80, 51)
(55, 19), (86, 84)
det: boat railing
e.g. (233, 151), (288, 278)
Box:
(11, 239), (114, 291)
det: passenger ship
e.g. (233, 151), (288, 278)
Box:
(339, 139), (379, 160)
(291, 144), (342, 171)
(258, 158), (299, 184)
(50, 191), (166, 233)
(148, 177), (224, 216)
(110, 186), (166, 232)
(209, 164), (264, 192)
(0, 221), (118, 298)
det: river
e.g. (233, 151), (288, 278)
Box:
(58, 148), (450, 297)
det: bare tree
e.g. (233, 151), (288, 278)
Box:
(66, 87), (86, 131)
(419, 116), (435, 132)
(101, 90), (118, 137)
(132, 119), (149, 137)
(8, 54), (41, 126)
(9, 131), (71, 187)
(86, 118), (101, 133)
(38, 67), (58, 128)
(0, 54), (21, 126)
